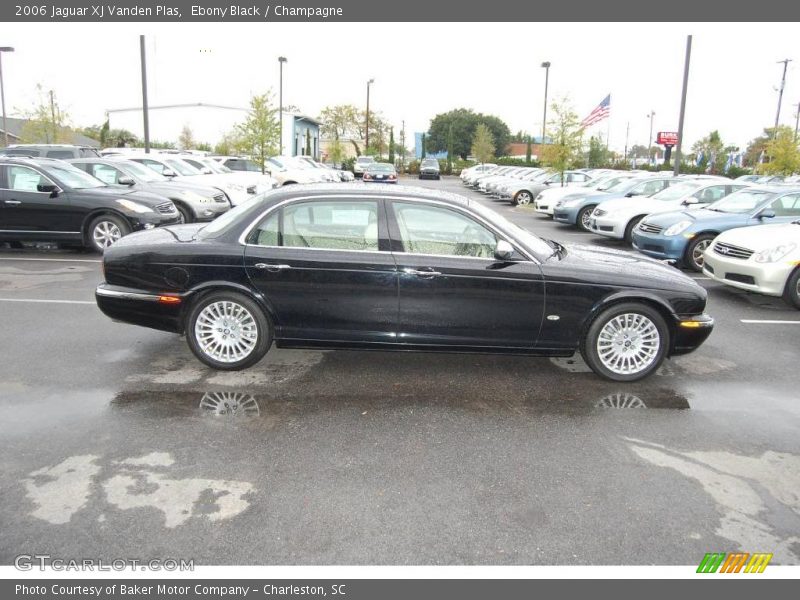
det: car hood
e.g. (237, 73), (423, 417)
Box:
(598, 197), (674, 214)
(557, 243), (705, 293)
(153, 180), (223, 197)
(644, 208), (745, 226)
(715, 222), (800, 250)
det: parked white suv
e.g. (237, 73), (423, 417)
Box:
(265, 156), (328, 185)
(353, 156), (376, 178)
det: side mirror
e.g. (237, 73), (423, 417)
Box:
(37, 183), (59, 197)
(625, 191), (638, 197)
(201, 167), (213, 175)
(162, 168), (177, 178)
(494, 240), (515, 261)
(759, 209), (776, 219)
(682, 197), (699, 205)
(117, 176), (135, 186)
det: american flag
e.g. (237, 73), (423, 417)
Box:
(580, 94), (611, 128)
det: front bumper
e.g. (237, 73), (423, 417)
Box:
(672, 314), (715, 355)
(191, 202), (230, 221)
(533, 199), (555, 215)
(129, 213), (182, 231)
(96, 284), (187, 333)
(419, 171), (440, 179)
(553, 205), (580, 225)
(702, 253), (792, 297)
(631, 230), (688, 262)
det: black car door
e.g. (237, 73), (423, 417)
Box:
(0, 164), (76, 234)
(243, 197), (399, 343)
(388, 200), (545, 348)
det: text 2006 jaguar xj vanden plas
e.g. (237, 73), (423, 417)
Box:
(95, 185), (714, 381)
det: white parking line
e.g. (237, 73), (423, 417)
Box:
(740, 319), (800, 325)
(0, 257), (101, 263)
(0, 298), (95, 305)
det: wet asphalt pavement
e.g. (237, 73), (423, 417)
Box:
(1, 176), (799, 566)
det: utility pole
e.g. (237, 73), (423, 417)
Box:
(793, 102), (799, 142)
(365, 78), (374, 154)
(673, 35), (693, 176)
(49, 89), (56, 143)
(400, 119), (406, 173)
(139, 35), (151, 153)
(774, 58), (792, 133)
(623, 121), (630, 163)
(540, 61), (550, 146)
(0, 47), (14, 148)
(278, 56), (287, 155)
(647, 110), (655, 167)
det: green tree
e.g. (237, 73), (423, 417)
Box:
(426, 108), (510, 160)
(235, 92), (280, 174)
(421, 134), (426, 159)
(19, 85), (71, 144)
(587, 135), (610, 168)
(691, 130), (726, 174)
(525, 136), (532, 163)
(744, 128), (776, 168)
(388, 128), (395, 164)
(305, 129), (312, 156)
(758, 126), (800, 175)
(319, 104), (363, 154)
(106, 128), (138, 148)
(471, 124), (495, 164)
(178, 125), (196, 150)
(327, 136), (345, 168)
(541, 97), (583, 183)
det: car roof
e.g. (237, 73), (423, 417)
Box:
(0, 156), (70, 167)
(262, 183), (472, 207)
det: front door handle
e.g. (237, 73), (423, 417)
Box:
(403, 268), (442, 278)
(4, 200), (21, 205)
(254, 263), (291, 272)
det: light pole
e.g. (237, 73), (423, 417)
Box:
(139, 36), (150, 153)
(278, 56), (287, 155)
(365, 78), (374, 155)
(673, 35), (692, 176)
(0, 46), (15, 148)
(540, 61), (550, 147)
(774, 58), (792, 132)
(794, 102), (799, 142)
(647, 110), (655, 166)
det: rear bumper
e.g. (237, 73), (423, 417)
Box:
(96, 284), (187, 333)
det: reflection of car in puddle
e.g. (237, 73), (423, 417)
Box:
(199, 391), (260, 417)
(595, 391), (690, 410)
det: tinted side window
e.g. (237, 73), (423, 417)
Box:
(46, 150), (75, 159)
(91, 164), (124, 185)
(7, 165), (51, 191)
(135, 159), (166, 174)
(282, 201), (379, 251)
(392, 202), (497, 258)
(250, 212), (279, 246)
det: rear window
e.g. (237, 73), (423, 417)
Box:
(2, 148), (41, 157)
(45, 150), (76, 159)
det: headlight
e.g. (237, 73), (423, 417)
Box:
(116, 199), (154, 214)
(753, 243), (797, 263)
(536, 193), (544, 200)
(664, 220), (692, 236)
(180, 190), (211, 203)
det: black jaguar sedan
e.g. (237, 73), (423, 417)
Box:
(0, 157), (181, 252)
(95, 185), (714, 381)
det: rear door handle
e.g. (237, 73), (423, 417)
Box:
(4, 200), (21, 205)
(403, 268), (442, 278)
(254, 263), (291, 272)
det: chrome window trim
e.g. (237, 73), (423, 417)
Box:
(237, 193), (541, 264)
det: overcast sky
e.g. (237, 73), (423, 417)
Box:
(2, 22), (799, 151)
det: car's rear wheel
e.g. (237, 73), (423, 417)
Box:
(186, 291), (272, 370)
(783, 268), (800, 310)
(684, 234), (715, 272)
(581, 302), (669, 382)
(577, 205), (596, 232)
(88, 214), (130, 253)
(514, 190), (533, 206)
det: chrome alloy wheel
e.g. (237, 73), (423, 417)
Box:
(596, 313), (661, 376)
(194, 301), (258, 363)
(581, 209), (593, 230)
(691, 239), (712, 268)
(92, 220), (122, 248)
(516, 191), (532, 205)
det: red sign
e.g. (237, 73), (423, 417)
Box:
(657, 131), (679, 146)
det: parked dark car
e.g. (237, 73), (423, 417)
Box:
(0, 157), (181, 252)
(95, 185), (714, 381)
(0, 144), (100, 159)
(69, 158), (231, 223)
(363, 162), (397, 183)
(419, 158), (441, 180)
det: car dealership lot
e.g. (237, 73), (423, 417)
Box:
(1, 176), (799, 566)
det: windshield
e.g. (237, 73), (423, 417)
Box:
(603, 177), (643, 193)
(117, 160), (166, 182)
(421, 160), (438, 167)
(165, 159), (201, 176)
(48, 163), (106, 189)
(197, 159), (229, 174)
(469, 200), (554, 258)
(357, 157), (375, 164)
(650, 181), (703, 201)
(706, 189), (773, 213)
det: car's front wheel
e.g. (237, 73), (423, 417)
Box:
(513, 190), (533, 206)
(684, 234), (715, 272)
(88, 214), (130, 253)
(783, 267), (800, 310)
(186, 291), (272, 370)
(581, 302), (669, 382)
(577, 205), (596, 232)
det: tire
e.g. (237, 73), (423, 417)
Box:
(514, 190), (534, 206)
(185, 291), (272, 370)
(624, 216), (645, 244)
(581, 302), (670, 382)
(576, 205), (596, 232)
(87, 214), (130, 253)
(684, 233), (715, 272)
(174, 202), (193, 223)
(783, 267), (800, 310)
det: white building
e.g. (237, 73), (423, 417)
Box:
(106, 102), (249, 146)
